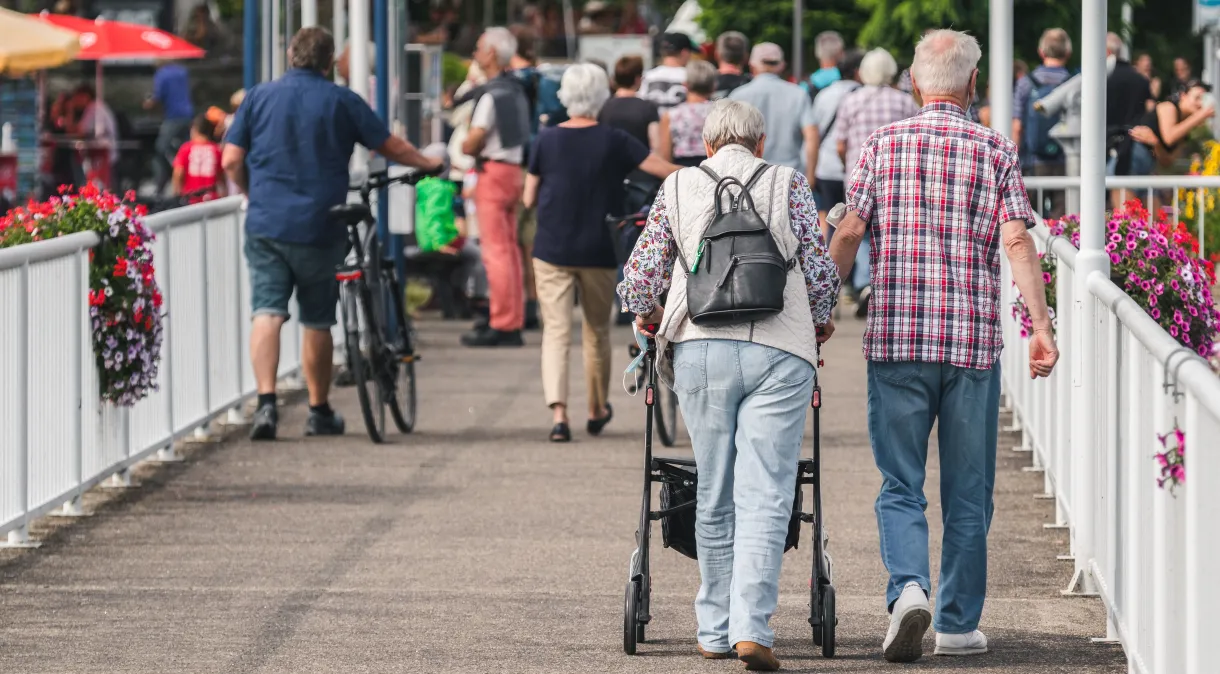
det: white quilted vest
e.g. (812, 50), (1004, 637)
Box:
(657, 144), (819, 373)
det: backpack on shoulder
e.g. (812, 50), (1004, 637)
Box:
(673, 164), (793, 327)
(1023, 72), (1071, 163)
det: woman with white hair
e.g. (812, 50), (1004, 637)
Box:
(832, 47), (918, 315)
(522, 63), (679, 442)
(618, 99), (839, 670)
(659, 59), (717, 167)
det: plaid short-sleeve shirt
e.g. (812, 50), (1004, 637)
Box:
(846, 102), (1034, 370)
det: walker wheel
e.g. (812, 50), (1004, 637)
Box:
(623, 579), (641, 655)
(820, 584), (837, 658)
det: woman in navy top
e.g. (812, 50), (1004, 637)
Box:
(523, 63), (679, 442)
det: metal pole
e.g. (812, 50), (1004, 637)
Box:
(792, 0), (803, 84)
(243, 0), (259, 89)
(334, 0), (347, 82)
(271, 0), (283, 78)
(1066, 0), (1110, 598)
(261, 0), (273, 81)
(350, 0), (371, 169)
(988, 0), (1013, 139)
(302, 0), (316, 28)
(1208, 31), (1220, 140)
(374, 0), (395, 336)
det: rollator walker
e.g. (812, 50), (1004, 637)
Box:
(621, 326), (837, 657)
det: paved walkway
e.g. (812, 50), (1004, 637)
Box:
(0, 316), (1124, 673)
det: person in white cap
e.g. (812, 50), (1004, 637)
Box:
(728, 42), (817, 179)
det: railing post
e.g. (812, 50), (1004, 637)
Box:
(1065, 0), (1109, 597)
(56, 248), (88, 516)
(155, 224), (180, 461)
(3, 262), (39, 548)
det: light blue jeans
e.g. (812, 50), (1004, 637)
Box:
(866, 360), (1001, 635)
(853, 236), (871, 291)
(672, 339), (814, 652)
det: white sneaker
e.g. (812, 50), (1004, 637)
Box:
(882, 581), (932, 663)
(935, 630), (989, 656)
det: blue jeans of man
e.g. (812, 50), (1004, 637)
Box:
(672, 339), (814, 651)
(866, 360), (1001, 635)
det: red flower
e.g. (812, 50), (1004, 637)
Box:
(134, 309), (144, 324)
(124, 190), (137, 202)
(151, 290), (163, 309)
(113, 257), (129, 278)
(145, 317), (153, 330)
(127, 235), (141, 250)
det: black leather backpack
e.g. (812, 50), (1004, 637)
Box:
(673, 164), (792, 327)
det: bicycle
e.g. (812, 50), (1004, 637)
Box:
(607, 202), (682, 448)
(328, 166), (440, 443)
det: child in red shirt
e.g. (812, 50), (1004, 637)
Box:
(171, 115), (225, 203)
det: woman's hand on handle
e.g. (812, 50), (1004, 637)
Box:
(635, 305), (664, 338)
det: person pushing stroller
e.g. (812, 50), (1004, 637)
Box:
(618, 99), (839, 670)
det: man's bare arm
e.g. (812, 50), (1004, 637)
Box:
(377, 136), (444, 172)
(221, 144), (248, 196)
(1002, 220), (1051, 331)
(461, 127), (488, 157)
(828, 210), (867, 282)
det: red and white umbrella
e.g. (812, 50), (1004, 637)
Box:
(33, 13), (205, 60)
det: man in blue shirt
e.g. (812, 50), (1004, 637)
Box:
(222, 26), (442, 441)
(145, 60), (195, 196)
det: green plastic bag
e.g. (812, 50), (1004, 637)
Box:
(414, 177), (458, 253)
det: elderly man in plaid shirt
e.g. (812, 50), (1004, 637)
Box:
(829, 30), (1060, 663)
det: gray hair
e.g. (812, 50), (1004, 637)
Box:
(1038, 28), (1071, 61)
(814, 31), (844, 63)
(702, 99), (765, 153)
(715, 31), (749, 67)
(1106, 32), (1129, 60)
(859, 48), (898, 86)
(558, 63), (611, 118)
(481, 26), (517, 67)
(911, 29), (981, 96)
(685, 59), (718, 97)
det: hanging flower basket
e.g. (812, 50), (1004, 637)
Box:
(0, 186), (164, 406)
(1011, 202), (1220, 491)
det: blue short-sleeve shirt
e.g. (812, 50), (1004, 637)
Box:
(152, 64), (194, 120)
(225, 68), (391, 247)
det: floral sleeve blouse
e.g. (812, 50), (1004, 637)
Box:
(617, 171), (841, 325)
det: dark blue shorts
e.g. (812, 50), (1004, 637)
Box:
(244, 235), (347, 330)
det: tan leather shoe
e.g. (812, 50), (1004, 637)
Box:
(735, 641), (780, 671)
(697, 644), (733, 659)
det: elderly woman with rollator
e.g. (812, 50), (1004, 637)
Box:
(829, 30), (1059, 662)
(619, 99), (840, 670)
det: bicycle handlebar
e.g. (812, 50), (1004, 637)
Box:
(349, 164), (444, 193)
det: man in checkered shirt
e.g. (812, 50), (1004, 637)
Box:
(828, 29), (1059, 663)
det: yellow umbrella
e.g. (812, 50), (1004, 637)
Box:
(0, 7), (79, 74)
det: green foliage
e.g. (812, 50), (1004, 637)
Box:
(442, 51), (468, 90)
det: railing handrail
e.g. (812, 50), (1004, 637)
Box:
(0, 231), (100, 271)
(1030, 222), (1079, 271)
(143, 196), (245, 234)
(1085, 272), (1220, 417)
(1023, 175), (1220, 189)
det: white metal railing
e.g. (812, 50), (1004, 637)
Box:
(0, 197), (305, 546)
(1024, 175), (1220, 259)
(1000, 221), (1220, 674)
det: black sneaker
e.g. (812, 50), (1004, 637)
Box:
(305, 410), (346, 436)
(460, 327), (524, 347)
(249, 403), (278, 441)
(855, 284), (872, 319)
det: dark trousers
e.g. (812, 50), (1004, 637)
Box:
(154, 118), (193, 196)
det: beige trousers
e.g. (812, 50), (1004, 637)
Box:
(533, 259), (617, 412)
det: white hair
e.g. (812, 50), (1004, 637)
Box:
(1106, 32), (1129, 60)
(814, 31), (844, 63)
(685, 59), (718, 96)
(911, 30), (981, 96)
(481, 26), (517, 67)
(558, 63), (611, 118)
(702, 99), (765, 152)
(859, 48), (898, 86)
(1038, 28), (1072, 61)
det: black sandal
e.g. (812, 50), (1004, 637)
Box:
(587, 404), (614, 436)
(549, 422), (571, 442)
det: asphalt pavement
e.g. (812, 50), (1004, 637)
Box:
(0, 315), (1125, 673)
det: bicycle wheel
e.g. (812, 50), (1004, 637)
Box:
(655, 383), (680, 447)
(382, 269), (417, 433)
(343, 280), (387, 443)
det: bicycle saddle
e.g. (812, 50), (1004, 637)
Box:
(328, 203), (372, 227)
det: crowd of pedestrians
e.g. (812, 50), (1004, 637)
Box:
(214, 18), (1086, 672)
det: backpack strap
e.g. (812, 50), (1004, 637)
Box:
(670, 171), (691, 272)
